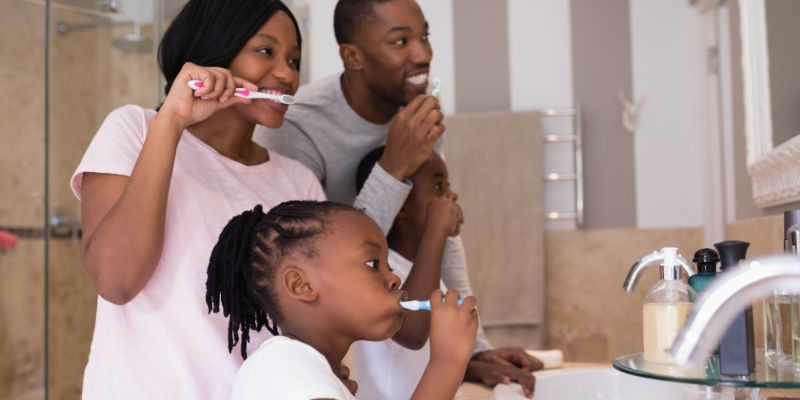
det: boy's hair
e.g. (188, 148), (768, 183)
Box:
(355, 146), (385, 194)
(158, 0), (302, 96)
(333, 0), (393, 45)
(206, 200), (357, 359)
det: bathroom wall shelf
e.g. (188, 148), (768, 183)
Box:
(612, 352), (800, 388)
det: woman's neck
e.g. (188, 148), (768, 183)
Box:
(187, 108), (267, 165)
(340, 72), (398, 125)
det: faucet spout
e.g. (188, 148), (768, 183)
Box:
(670, 254), (800, 367)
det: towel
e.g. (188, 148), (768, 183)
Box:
(442, 111), (545, 348)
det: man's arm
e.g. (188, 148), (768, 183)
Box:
(353, 164), (412, 234)
(440, 236), (493, 353)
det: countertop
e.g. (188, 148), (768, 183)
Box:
(454, 362), (606, 400)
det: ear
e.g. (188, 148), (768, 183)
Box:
(339, 44), (364, 71)
(280, 266), (318, 303)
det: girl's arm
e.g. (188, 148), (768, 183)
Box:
(79, 63), (254, 304)
(411, 290), (477, 399)
(392, 195), (459, 349)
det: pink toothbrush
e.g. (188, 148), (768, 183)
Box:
(187, 80), (296, 105)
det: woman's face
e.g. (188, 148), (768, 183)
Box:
(312, 211), (407, 342)
(229, 11), (301, 128)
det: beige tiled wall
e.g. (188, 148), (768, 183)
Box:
(0, 1), (46, 398)
(545, 226), (705, 362)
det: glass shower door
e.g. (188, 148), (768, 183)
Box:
(45, 0), (167, 398)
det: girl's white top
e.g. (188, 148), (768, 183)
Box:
(71, 105), (325, 399)
(232, 336), (356, 400)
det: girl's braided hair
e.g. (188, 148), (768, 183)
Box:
(206, 200), (357, 359)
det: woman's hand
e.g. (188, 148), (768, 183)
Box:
(157, 62), (258, 130)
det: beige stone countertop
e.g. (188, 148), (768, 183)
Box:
(454, 362), (607, 400)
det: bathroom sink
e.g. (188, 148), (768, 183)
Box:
(492, 367), (694, 400)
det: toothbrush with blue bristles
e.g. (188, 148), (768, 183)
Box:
(400, 297), (463, 311)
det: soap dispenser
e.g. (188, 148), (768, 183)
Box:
(714, 240), (755, 376)
(623, 247), (696, 363)
(689, 248), (719, 294)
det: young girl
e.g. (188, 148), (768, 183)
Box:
(207, 201), (478, 399)
(70, 1), (323, 398)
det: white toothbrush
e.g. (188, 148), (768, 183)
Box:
(400, 297), (463, 311)
(429, 76), (442, 99)
(187, 80), (296, 105)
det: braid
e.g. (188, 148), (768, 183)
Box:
(206, 201), (358, 359)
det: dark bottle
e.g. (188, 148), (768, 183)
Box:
(714, 240), (755, 376)
(689, 248), (719, 294)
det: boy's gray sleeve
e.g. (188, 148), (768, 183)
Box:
(354, 164), (412, 235)
(441, 236), (494, 354)
(254, 122), (326, 182)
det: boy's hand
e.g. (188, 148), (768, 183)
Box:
(426, 192), (461, 237)
(428, 289), (478, 367)
(472, 348), (544, 372)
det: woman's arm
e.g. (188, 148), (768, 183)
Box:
(80, 115), (183, 305)
(79, 63), (253, 304)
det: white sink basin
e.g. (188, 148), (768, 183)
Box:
(492, 367), (695, 400)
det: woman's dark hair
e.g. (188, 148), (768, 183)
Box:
(158, 0), (302, 96)
(206, 200), (357, 359)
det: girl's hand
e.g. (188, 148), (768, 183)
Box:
(428, 289), (478, 367)
(157, 62), (258, 130)
(425, 193), (461, 237)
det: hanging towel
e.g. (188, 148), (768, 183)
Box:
(442, 111), (545, 348)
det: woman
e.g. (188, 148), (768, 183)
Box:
(70, 1), (323, 398)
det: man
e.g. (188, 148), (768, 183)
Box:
(256, 0), (541, 397)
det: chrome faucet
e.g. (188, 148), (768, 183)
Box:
(670, 254), (800, 367)
(623, 248), (696, 292)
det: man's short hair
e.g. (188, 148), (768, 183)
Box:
(333, 0), (393, 44)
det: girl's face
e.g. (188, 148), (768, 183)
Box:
(228, 11), (301, 128)
(313, 211), (406, 341)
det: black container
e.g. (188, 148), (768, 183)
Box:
(713, 240), (754, 376)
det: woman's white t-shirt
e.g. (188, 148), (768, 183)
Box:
(71, 105), (326, 399)
(232, 336), (356, 400)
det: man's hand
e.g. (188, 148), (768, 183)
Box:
(379, 95), (445, 182)
(472, 347), (544, 372)
(336, 364), (358, 396)
(464, 348), (544, 398)
(464, 360), (535, 398)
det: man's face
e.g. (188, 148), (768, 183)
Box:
(356, 0), (433, 107)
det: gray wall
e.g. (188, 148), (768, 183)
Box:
(569, 0), (637, 228)
(452, 0), (638, 228)
(452, 0), (511, 112)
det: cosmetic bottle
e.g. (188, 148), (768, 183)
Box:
(689, 248), (719, 294)
(641, 247), (696, 363)
(714, 240), (755, 376)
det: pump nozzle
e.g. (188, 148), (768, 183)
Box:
(623, 247), (697, 292)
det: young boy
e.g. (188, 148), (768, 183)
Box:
(351, 148), (533, 399)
